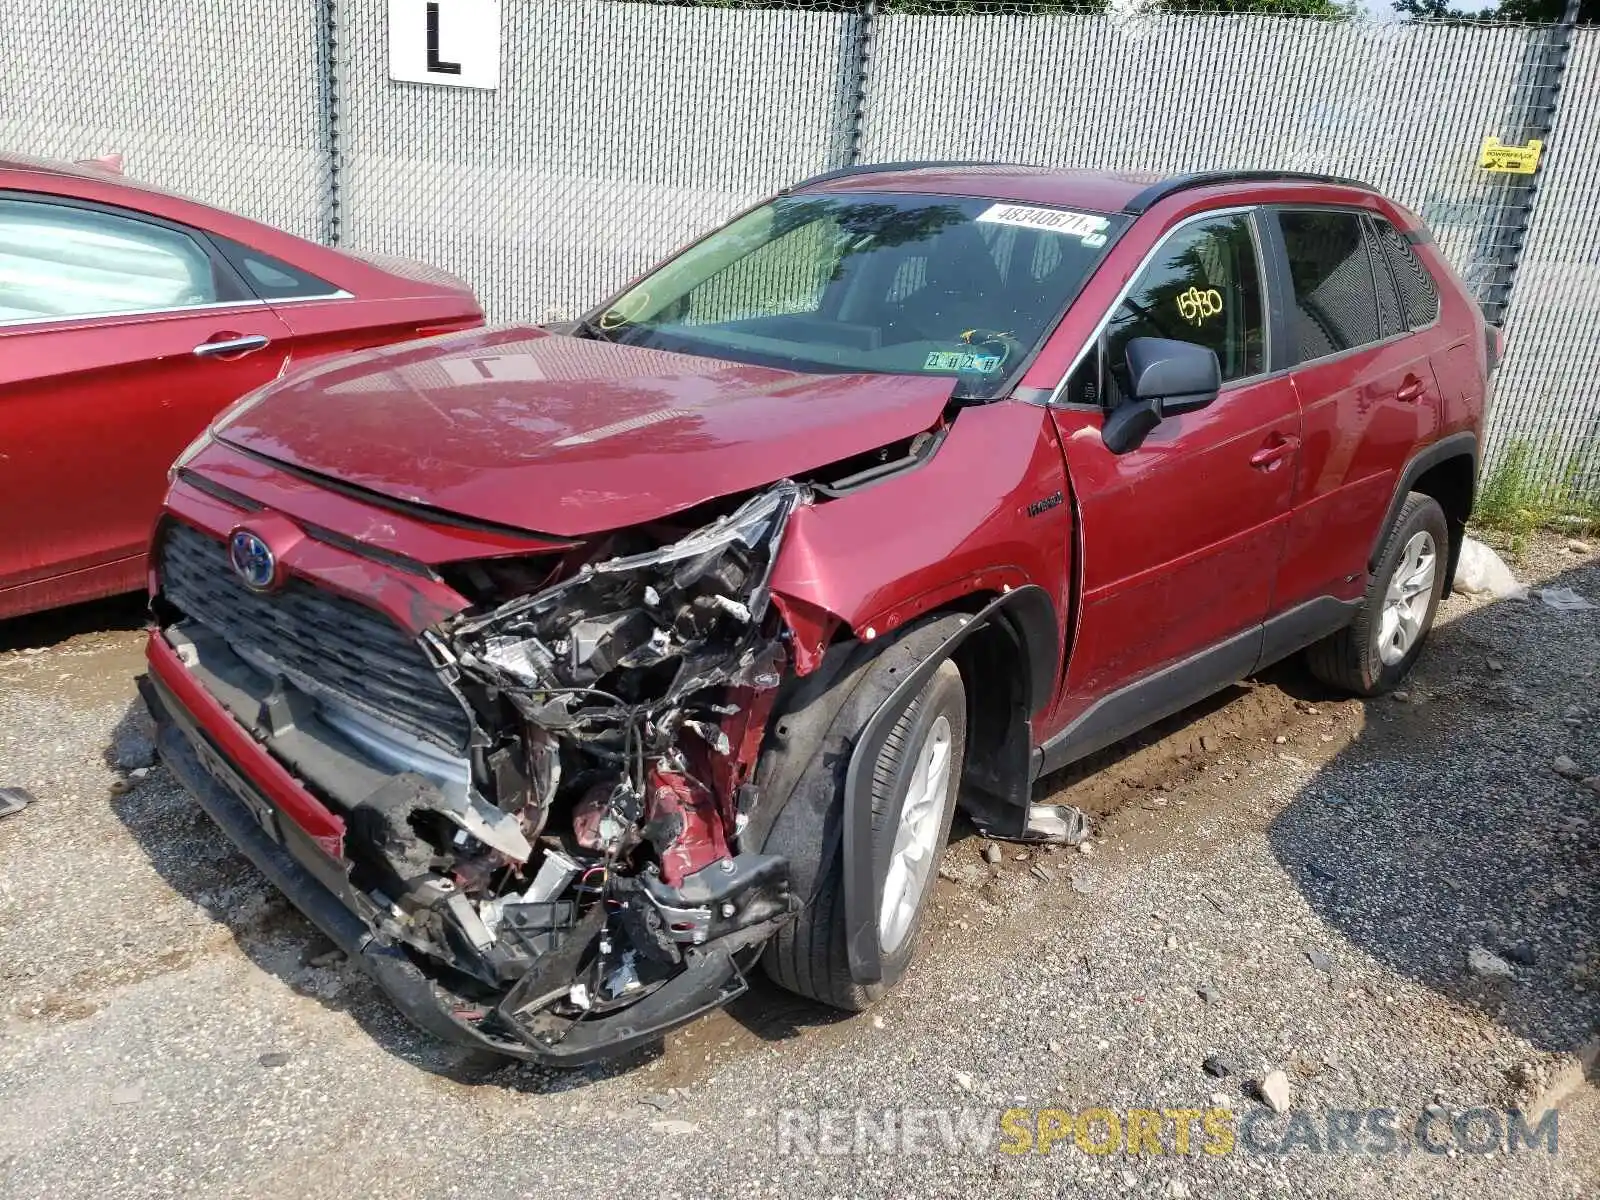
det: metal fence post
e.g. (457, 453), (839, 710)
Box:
(1481, 0), (1581, 327)
(318, 0), (343, 246)
(830, 1), (877, 170)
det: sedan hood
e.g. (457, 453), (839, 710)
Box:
(217, 327), (955, 537)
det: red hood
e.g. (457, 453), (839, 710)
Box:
(216, 327), (955, 537)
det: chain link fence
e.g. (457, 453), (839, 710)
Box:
(1487, 29), (1600, 508)
(0, 0), (1594, 509)
(0, 0), (332, 242)
(859, 11), (1547, 322)
(332, 0), (853, 324)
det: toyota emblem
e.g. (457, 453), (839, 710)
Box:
(229, 529), (278, 591)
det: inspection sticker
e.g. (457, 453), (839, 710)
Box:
(976, 203), (1110, 241)
(925, 351), (1003, 373)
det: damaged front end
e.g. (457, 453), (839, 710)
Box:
(325, 484), (806, 1058)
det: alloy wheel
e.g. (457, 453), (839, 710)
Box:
(1378, 530), (1437, 666)
(877, 713), (953, 955)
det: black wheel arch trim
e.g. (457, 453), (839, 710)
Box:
(841, 590), (1041, 986)
(1370, 430), (1478, 581)
(991, 583), (1060, 720)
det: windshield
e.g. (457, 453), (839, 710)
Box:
(580, 192), (1127, 399)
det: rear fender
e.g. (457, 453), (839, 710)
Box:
(1371, 432), (1478, 592)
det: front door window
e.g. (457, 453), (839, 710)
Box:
(1063, 212), (1265, 407)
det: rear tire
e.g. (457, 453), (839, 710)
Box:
(1306, 491), (1449, 696)
(762, 657), (966, 1011)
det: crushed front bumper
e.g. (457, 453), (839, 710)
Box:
(140, 638), (758, 1066)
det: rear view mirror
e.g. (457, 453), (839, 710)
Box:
(1101, 337), (1222, 454)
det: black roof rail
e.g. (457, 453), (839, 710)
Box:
(1122, 170), (1373, 215)
(781, 159), (1033, 193)
(781, 163), (1375, 209)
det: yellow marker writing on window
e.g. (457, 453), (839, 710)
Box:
(1176, 286), (1223, 325)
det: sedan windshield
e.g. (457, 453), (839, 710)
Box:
(582, 192), (1127, 399)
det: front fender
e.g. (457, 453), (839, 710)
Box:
(768, 398), (1072, 705)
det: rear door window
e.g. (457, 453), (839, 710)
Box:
(0, 197), (231, 323)
(1277, 210), (1381, 362)
(1371, 216), (1440, 329)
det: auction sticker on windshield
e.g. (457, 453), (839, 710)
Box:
(976, 203), (1110, 241)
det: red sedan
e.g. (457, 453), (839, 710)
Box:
(0, 153), (483, 620)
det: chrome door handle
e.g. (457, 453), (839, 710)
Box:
(194, 335), (270, 358)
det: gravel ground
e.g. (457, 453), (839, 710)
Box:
(0, 535), (1596, 1199)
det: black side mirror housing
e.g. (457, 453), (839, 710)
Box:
(1101, 337), (1223, 454)
(1127, 336), (1222, 415)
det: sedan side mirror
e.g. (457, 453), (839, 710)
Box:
(1101, 337), (1223, 455)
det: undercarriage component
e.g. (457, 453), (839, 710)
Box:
(639, 852), (794, 944)
(1020, 803), (1092, 845)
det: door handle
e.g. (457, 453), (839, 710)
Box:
(1396, 376), (1425, 404)
(194, 334), (270, 358)
(1250, 435), (1300, 470)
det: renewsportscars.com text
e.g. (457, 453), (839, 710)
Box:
(774, 1106), (1561, 1158)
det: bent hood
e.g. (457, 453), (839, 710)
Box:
(218, 327), (955, 537)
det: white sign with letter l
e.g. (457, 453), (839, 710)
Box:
(389, 0), (501, 90)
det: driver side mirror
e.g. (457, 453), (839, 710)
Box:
(1101, 337), (1222, 455)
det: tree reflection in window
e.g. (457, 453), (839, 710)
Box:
(1103, 214), (1265, 395)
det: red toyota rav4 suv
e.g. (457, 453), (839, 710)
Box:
(140, 166), (1494, 1064)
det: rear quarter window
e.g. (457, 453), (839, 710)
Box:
(214, 236), (341, 300)
(1371, 217), (1440, 329)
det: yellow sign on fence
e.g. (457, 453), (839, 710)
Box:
(1480, 136), (1543, 174)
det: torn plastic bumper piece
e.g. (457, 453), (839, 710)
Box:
(139, 670), (769, 1066)
(493, 901), (779, 1062)
(1022, 803), (1091, 844)
(0, 786), (33, 819)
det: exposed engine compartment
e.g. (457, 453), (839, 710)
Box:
(312, 483), (808, 1048)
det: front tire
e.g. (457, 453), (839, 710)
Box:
(1306, 491), (1449, 696)
(762, 657), (967, 1011)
